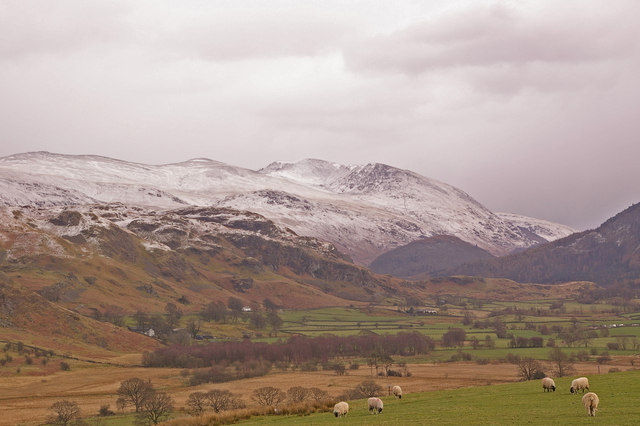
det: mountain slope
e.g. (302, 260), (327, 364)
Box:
(0, 152), (574, 264)
(0, 204), (394, 309)
(369, 235), (495, 278)
(446, 203), (640, 285)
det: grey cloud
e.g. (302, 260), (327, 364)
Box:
(0, 0), (132, 60)
(345, 4), (634, 83)
(159, 8), (350, 62)
(1, 1), (639, 232)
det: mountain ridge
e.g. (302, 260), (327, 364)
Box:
(0, 151), (575, 264)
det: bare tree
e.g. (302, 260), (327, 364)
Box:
(442, 328), (466, 347)
(380, 354), (394, 376)
(48, 400), (80, 426)
(549, 347), (575, 377)
(307, 387), (329, 402)
(367, 354), (379, 376)
(228, 297), (244, 322)
(287, 386), (310, 403)
(140, 392), (174, 424)
(354, 380), (382, 398)
(164, 302), (183, 328)
(202, 301), (228, 323)
(133, 310), (150, 330)
(186, 392), (208, 416)
(186, 318), (201, 339)
(104, 305), (125, 327)
(252, 386), (286, 407)
(516, 357), (543, 380)
(116, 378), (154, 412)
(267, 312), (283, 335)
(206, 389), (237, 413)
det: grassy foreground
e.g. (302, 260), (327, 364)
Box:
(237, 370), (640, 425)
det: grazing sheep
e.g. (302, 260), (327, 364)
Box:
(368, 397), (383, 414)
(570, 377), (590, 394)
(392, 385), (403, 399)
(541, 377), (556, 392)
(333, 401), (349, 417)
(582, 392), (599, 416)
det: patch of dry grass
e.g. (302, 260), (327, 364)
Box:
(164, 400), (335, 426)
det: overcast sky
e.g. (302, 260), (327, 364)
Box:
(1, 0), (639, 230)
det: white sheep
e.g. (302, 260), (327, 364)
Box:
(392, 385), (403, 399)
(541, 377), (556, 392)
(570, 377), (589, 394)
(333, 401), (349, 417)
(368, 397), (383, 414)
(582, 392), (599, 416)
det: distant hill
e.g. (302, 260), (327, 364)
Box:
(369, 235), (494, 278)
(445, 203), (640, 286)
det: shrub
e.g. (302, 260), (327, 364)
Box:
(576, 351), (590, 361)
(300, 362), (318, 371)
(333, 363), (346, 376)
(532, 370), (546, 379)
(597, 353), (612, 364)
(98, 404), (115, 416)
(59, 361), (70, 371)
(354, 380), (382, 398)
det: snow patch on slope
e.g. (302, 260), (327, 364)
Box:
(498, 212), (575, 243)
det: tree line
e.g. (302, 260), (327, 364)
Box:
(142, 332), (435, 368)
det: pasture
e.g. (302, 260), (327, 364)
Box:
(237, 370), (640, 425)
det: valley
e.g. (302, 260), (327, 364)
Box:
(1, 289), (639, 424)
(1, 152), (639, 425)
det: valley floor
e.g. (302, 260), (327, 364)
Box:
(0, 358), (633, 425)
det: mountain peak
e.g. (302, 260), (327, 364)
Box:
(259, 158), (355, 187)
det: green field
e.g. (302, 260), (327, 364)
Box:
(237, 370), (640, 425)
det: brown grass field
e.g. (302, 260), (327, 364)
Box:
(0, 356), (632, 425)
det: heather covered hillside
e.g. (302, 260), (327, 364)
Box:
(446, 203), (640, 286)
(0, 203), (400, 356)
(369, 235), (495, 278)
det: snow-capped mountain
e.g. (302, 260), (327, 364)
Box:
(0, 152), (574, 264)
